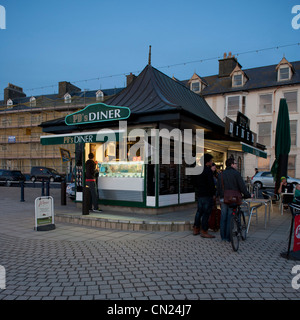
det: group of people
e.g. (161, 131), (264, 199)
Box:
(86, 150), (300, 229)
(193, 153), (251, 241)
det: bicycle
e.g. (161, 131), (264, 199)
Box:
(230, 204), (247, 252)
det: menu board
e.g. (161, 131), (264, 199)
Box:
(34, 196), (55, 231)
(159, 164), (178, 195)
(180, 163), (195, 194)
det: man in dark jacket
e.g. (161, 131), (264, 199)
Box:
(193, 153), (216, 238)
(217, 158), (251, 241)
(85, 153), (102, 213)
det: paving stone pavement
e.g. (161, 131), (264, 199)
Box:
(0, 186), (300, 301)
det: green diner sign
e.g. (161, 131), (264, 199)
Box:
(65, 103), (131, 125)
(41, 132), (122, 145)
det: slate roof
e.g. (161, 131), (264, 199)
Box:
(184, 61), (300, 96)
(0, 87), (124, 107)
(41, 64), (225, 133)
(0, 104), (31, 113)
(105, 64), (225, 128)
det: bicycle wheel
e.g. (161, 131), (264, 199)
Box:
(230, 215), (239, 252)
(240, 211), (247, 241)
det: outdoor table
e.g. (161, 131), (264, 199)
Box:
(245, 198), (271, 229)
(279, 192), (294, 215)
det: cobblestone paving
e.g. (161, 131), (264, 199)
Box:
(0, 187), (300, 300)
(0, 229), (299, 300)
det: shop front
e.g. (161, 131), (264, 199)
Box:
(40, 64), (266, 212)
(41, 120), (199, 210)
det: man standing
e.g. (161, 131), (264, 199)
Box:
(193, 153), (216, 238)
(217, 158), (251, 241)
(85, 153), (102, 213)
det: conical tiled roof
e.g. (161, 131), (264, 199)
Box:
(106, 65), (224, 129)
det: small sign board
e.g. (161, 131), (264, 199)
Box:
(60, 147), (71, 162)
(8, 136), (16, 143)
(34, 196), (55, 231)
(294, 215), (300, 252)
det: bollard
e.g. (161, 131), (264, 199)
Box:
(61, 180), (66, 206)
(20, 181), (25, 202)
(82, 185), (90, 215)
(41, 179), (45, 196)
(46, 181), (50, 197)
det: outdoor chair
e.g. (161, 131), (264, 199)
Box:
(241, 200), (259, 233)
(262, 191), (279, 213)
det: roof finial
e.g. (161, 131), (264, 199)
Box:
(148, 45), (152, 65)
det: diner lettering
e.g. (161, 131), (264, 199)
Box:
(63, 135), (94, 144)
(74, 135), (93, 143)
(65, 103), (130, 125)
(88, 109), (121, 122)
(225, 117), (257, 146)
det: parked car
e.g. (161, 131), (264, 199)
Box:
(30, 166), (63, 182)
(251, 171), (300, 189)
(0, 169), (26, 186)
(66, 182), (75, 199)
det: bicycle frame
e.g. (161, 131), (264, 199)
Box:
(230, 204), (247, 252)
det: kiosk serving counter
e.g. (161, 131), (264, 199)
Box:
(98, 161), (144, 202)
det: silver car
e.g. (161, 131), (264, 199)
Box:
(251, 171), (300, 189)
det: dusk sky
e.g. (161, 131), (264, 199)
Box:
(0, 0), (299, 99)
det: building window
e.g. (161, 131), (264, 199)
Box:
(31, 115), (43, 124)
(278, 66), (290, 81)
(258, 122), (271, 147)
(288, 155), (296, 178)
(233, 74), (242, 87)
(226, 95), (246, 118)
(290, 120), (297, 146)
(258, 156), (270, 172)
(18, 117), (25, 126)
(64, 93), (71, 104)
(2, 117), (12, 126)
(191, 81), (200, 93)
(284, 91), (297, 112)
(96, 90), (104, 102)
(259, 94), (272, 114)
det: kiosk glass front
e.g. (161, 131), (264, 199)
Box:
(98, 161), (144, 202)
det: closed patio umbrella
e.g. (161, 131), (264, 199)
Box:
(271, 98), (291, 194)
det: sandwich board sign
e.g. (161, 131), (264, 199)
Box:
(35, 196), (55, 231)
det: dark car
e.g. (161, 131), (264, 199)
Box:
(30, 166), (63, 182)
(0, 169), (26, 186)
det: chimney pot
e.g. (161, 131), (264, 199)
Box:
(126, 73), (137, 87)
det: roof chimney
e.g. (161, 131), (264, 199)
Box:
(126, 73), (137, 87)
(218, 52), (241, 78)
(4, 83), (26, 102)
(58, 81), (81, 97)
